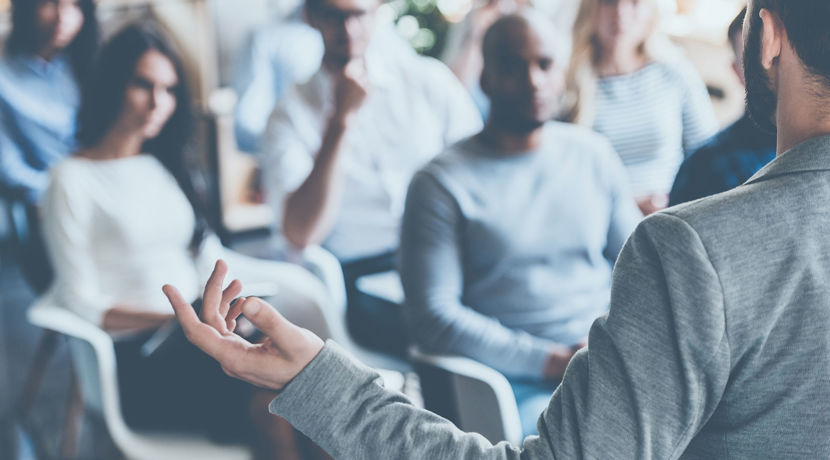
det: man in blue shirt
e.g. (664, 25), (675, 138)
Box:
(669, 8), (776, 206)
(0, 0), (97, 205)
(0, 55), (80, 205)
(0, 0), (97, 291)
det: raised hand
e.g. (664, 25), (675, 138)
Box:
(332, 58), (370, 121)
(162, 260), (324, 391)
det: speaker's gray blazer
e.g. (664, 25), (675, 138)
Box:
(269, 135), (830, 459)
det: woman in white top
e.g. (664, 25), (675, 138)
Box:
(564, 0), (719, 215)
(41, 23), (324, 459)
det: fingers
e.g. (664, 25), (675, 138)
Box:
(163, 284), (227, 359)
(220, 279), (243, 318)
(239, 297), (289, 344)
(163, 284), (200, 327)
(226, 296), (246, 331)
(202, 260), (230, 333)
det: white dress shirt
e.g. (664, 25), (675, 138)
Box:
(263, 46), (483, 261)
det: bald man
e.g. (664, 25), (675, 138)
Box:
(398, 12), (641, 437)
(165, 0), (830, 457)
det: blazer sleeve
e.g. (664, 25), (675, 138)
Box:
(269, 212), (732, 459)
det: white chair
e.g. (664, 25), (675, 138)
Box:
(410, 347), (523, 446)
(22, 250), (328, 460)
(285, 246), (411, 374)
(27, 302), (253, 460)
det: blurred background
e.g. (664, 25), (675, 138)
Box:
(0, 0), (745, 242)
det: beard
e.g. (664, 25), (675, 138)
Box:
(490, 111), (546, 134)
(488, 96), (555, 135)
(743, 8), (778, 135)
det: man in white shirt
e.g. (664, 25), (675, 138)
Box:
(233, 17), (324, 153)
(262, 0), (482, 355)
(233, 8), (412, 153)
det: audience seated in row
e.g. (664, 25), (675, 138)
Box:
(1, 0), (769, 456)
(565, 0), (719, 215)
(260, 0), (482, 357)
(669, 7), (777, 205)
(40, 23), (328, 460)
(164, 0), (830, 454)
(400, 11), (641, 437)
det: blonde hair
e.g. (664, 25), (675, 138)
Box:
(564, 0), (674, 125)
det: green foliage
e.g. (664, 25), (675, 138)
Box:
(388, 0), (451, 57)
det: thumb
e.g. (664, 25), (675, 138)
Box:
(241, 297), (288, 342)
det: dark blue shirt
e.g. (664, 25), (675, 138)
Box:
(669, 114), (776, 206)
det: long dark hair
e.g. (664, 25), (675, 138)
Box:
(7, 0), (99, 81)
(76, 22), (207, 249)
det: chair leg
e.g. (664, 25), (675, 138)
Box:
(60, 371), (83, 459)
(17, 330), (60, 418)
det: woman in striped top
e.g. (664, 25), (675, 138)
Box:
(565, 0), (718, 215)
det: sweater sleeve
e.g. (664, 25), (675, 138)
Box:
(400, 170), (557, 379)
(41, 166), (111, 325)
(270, 212), (731, 459)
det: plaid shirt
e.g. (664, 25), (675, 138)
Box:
(669, 114), (777, 206)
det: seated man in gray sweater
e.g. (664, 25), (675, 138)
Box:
(398, 11), (641, 436)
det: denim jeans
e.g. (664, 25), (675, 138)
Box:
(509, 377), (559, 439)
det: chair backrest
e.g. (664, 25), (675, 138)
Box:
(27, 303), (140, 452)
(411, 348), (523, 446)
(285, 245), (411, 372)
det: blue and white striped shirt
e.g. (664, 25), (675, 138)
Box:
(593, 60), (718, 197)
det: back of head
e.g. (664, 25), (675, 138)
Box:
(754, 0), (830, 90)
(7, 0), (99, 80)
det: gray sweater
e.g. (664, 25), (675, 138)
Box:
(271, 135), (830, 458)
(399, 123), (641, 379)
